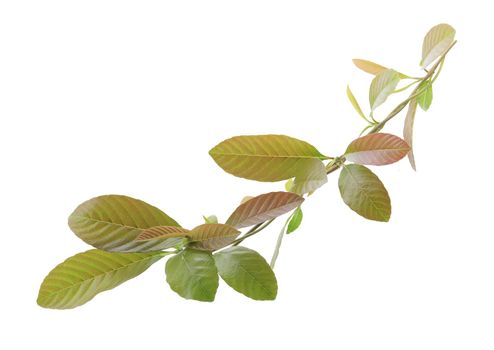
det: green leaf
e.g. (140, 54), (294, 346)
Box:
(287, 207), (303, 234)
(417, 81), (433, 111)
(203, 215), (218, 224)
(37, 249), (166, 309)
(344, 133), (410, 166)
(284, 178), (294, 192)
(403, 98), (418, 170)
(226, 191), (304, 229)
(188, 223), (240, 251)
(347, 85), (368, 122)
(369, 69), (401, 111)
(209, 134), (329, 182)
(291, 158), (328, 195)
(68, 195), (181, 252)
(214, 246), (277, 300)
(338, 164), (391, 222)
(165, 249), (218, 302)
(421, 23), (456, 68)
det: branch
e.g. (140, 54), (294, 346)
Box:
(221, 41), (457, 258)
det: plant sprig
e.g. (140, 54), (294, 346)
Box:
(37, 23), (457, 309)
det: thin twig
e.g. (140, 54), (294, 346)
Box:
(270, 217), (291, 268)
(230, 219), (275, 247)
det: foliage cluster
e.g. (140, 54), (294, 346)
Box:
(37, 24), (456, 308)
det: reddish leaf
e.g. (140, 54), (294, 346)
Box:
(345, 133), (410, 166)
(189, 224), (240, 251)
(135, 226), (190, 241)
(226, 191), (304, 229)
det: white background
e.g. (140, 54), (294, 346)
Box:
(1, 1), (493, 349)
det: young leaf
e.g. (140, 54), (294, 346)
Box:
(369, 69), (401, 111)
(209, 134), (328, 182)
(353, 59), (410, 79)
(338, 164), (391, 222)
(226, 191), (304, 229)
(403, 98), (418, 170)
(287, 207), (303, 234)
(284, 178), (294, 192)
(214, 246), (277, 300)
(188, 223), (240, 251)
(271, 218), (289, 269)
(291, 158), (328, 194)
(353, 59), (388, 75)
(37, 249), (166, 309)
(344, 133), (410, 166)
(421, 23), (456, 68)
(165, 249), (219, 302)
(68, 195), (180, 252)
(417, 81), (433, 111)
(135, 226), (190, 249)
(240, 196), (254, 204)
(203, 215), (218, 224)
(347, 85), (368, 122)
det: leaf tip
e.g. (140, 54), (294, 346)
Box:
(36, 293), (46, 308)
(263, 292), (278, 301)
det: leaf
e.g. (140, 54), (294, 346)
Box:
(209, 134), (329, 182)
(353, 59), (388, 75)
(203, 215), (218, 224)
(347, 85), (367, 121)
(287, 207), (303, 234)
(226, 191), (304, 229)
(369, 69), (401, 111)
(291, 158), (328, 194)
(284, 178), (294, 192)
(344, 133), (410, 166)
(188, 223), (240, 251)
(214, 246), (277, 300)
(37, 249), (166, 309)
(270, 218), (288, 269)
(136, 226), (190, 242)
(421, 23), (456, 68)
(338, 164), (391, 222)
(240, 196), (254, 204)
(417, 81), (433, 111)
(403, 98), (418, 170)
(353, 59), (410, 79)
(68, 195), (181, 252)
(165, 249), (218, 302)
